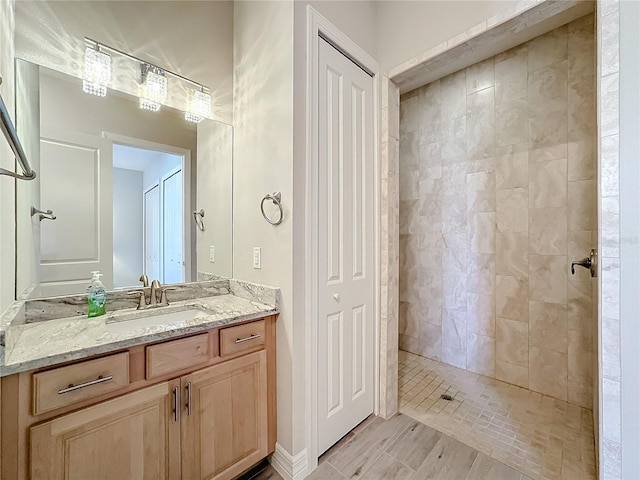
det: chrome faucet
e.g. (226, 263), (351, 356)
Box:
(150, 280), (161, 306)
(129, 278), (175, 310)
(139, 274), (149, 287)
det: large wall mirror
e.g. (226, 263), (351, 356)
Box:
(15, 59), (233, 298)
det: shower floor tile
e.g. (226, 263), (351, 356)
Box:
(399, 350), (596, 480)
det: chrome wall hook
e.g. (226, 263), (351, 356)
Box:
(193, 208), (205, 231)
(31, 207), (56, 221)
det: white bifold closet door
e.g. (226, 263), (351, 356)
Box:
(317, 37), (375, 455)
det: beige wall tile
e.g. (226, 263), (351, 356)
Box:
(496, 360), (529, 388)
(399, 333), (419, 354)
(396, 20), (596, 408)
(419, 321), (442, 361)
(496, 188), (528, 233)
(529, 300), (568, 353)
(568, 129), (596, 181)
(496, 232), (528, 278)
(466, 57), (495, 94)
(467, 333), (495, 376)
(495, 44), (527, 105)
(496, 275), (528, 321)
(529, 347), (568, 401)
(468, 212), (496, 254)
(399, 301), (421, 338)
(529, 207), (567, 255)
(529, 159), (568, 209)
(442, 308), (467, 351)
(442, 344), (466, 369)
(467, 171), (496, 213)
(466, 292), (495, 337)
(528, 24), (568, 71)
(529, 255), (568, 304)
(568, 329), (592, 408)
(568, 280), (592, 336)
(496, 317), (528, 366)
(467, 253), (495, 295)
(495, 98), (528, 147)
(568, 75), (596, 132)
(496, 149), (528, 189)
(568, 180), (596, 231)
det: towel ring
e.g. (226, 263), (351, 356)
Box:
(261, 192), (283, 226)
(193, 209), (205, 231)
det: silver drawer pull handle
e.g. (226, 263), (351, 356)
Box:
(58, 375), (113, 394)
(235, 333), (261, 344)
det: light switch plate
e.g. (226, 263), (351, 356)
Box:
(209, 245), (215, 263)
(253, 247), (261, 269)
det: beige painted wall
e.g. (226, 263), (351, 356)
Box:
(233, 0), (296, 454)
(376, 0), (519, 72)
(196, 119), (233, 279)
(15, 1), (234, 124)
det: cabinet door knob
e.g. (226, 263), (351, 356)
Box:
(333, 293), (340, 301)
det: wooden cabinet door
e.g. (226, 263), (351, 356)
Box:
(181, 350), (268, 480)
(30, 381), (181, 480)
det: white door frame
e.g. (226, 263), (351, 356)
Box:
(305, 6), (380, 472)
(143, 182), (160, 282)
(104, 132), (192, 283)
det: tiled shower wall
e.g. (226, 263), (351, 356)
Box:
(398, 15), (596, 408)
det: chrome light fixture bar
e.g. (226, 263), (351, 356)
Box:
(83, 37), (211, 120)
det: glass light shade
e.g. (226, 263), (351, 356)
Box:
(143, 70), (168, 104)
(185, 90), (211, 123)
(83, 47), (111, 97)
(139, 98), (161, 112)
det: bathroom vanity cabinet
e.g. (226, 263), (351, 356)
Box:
(1, 315), (277, 480)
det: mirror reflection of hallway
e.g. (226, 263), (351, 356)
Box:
(113, 143), (184, 288)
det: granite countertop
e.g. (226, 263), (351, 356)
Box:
(0, 279), (280, 377)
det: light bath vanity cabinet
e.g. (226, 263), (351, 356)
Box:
(1, 316), (277, 480)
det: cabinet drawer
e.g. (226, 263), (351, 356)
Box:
(220, 320), (265, 357)
(146, 333), (210, 379)
(32, 352), (130, 415)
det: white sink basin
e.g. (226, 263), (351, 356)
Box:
(105, 308), (208, 334)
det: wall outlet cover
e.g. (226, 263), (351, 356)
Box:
(209, 245), (215, 263)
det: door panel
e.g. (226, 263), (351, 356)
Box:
(39, 128), (113, 293)
(317, 37), (375, 454)
(144, 185), (160, 281)
(161, 168), (183, 284)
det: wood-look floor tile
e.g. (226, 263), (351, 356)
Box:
(465, 452), (531, 480)
(385, 421), (442, 470)
(327, 414), (414, 478)
(357, 452), (414, 479)
(305, 461), (347, 480)
(411, 434), (479, 479)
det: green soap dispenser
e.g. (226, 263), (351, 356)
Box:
(87, 271), (107, 318)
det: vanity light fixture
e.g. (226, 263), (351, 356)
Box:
(185, 89), (212, 124)
(82, 45), (111, 97)
(83, 37), (212, 122)
(140, 64), (168, 112)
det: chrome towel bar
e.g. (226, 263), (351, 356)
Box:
(0, 75), (36, 181)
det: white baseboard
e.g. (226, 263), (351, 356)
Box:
(270, 443), (308, 480)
